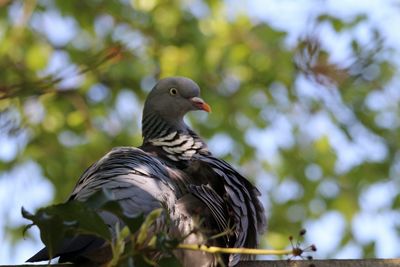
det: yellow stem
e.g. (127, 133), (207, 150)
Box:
(177, 244), (292, 256)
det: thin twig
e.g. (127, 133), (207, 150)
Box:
(177, 244), (292, 256)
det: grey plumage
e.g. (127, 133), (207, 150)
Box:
(27, 77), (265, 267)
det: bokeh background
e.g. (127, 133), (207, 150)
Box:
(1, 0), (400, 264)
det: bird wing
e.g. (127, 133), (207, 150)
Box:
(28, 146), (179, 263)
(188, 184), (230, 235)
(192, 154), (266, 266)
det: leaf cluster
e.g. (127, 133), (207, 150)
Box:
(22, 189), (181, 267)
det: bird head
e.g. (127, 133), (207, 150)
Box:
(143, 77), (211, 126)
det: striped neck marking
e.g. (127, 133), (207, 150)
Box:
(149, 131), (205, 161)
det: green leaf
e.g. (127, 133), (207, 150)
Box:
(22, 200), (112, 258)
(85, 189), (146, 233)
(22, 206), (72, 259)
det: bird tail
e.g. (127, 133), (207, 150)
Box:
(26, 247), (50, 262)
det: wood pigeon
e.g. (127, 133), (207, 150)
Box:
(27, 77), (266, 267)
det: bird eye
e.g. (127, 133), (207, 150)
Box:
(169, 88), (178, 96)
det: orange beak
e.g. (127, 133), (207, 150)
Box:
(190, 97), (212, 113)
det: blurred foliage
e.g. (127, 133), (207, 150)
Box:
(0, 0), (399, 261)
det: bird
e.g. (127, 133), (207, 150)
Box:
(27, 77), (266, 267)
